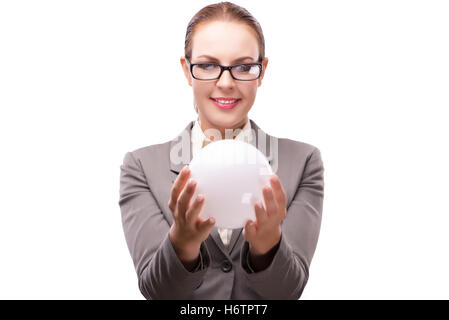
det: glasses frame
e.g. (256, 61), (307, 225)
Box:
(186, 59), (263, 81)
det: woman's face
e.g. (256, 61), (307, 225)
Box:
(181, 20), (268, 136)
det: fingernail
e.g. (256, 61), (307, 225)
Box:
(197, 194), (204, 201)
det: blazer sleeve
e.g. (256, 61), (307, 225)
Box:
(119, 151), (210, 299)
(240, 147), (324, 299)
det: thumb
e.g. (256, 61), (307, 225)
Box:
(243, 220), (256, 241)
(198, 216), (215, 234)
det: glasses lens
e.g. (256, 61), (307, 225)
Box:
(192, 63), (221, 80)
(232, 64), (260, 80)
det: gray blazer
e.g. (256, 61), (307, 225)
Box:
(118, 119), (324, 300)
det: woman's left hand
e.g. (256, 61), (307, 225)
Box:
(243, 174), (287, 256)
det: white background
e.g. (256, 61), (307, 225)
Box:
(1, 0), (448, 299)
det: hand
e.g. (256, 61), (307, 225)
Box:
(243, 174), (287, 256)
(168, 166), (215, 266)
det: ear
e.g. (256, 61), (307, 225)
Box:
(257, 57), (269, 87)
(180, 56), (193, 86)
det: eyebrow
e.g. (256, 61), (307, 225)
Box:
(195, 55), (256, 63)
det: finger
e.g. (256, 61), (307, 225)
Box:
(243, 219), (257, 241)
(168, 166), (190, 212)
(269, 175), (287, 208)
(177, 179), (197, 224)
(197, 216), (215, 235)
(262, 186), (278, 218)
(254, 200), (268, 225)
(185, 193), (205, 224)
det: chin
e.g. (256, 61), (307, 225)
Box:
(200, 102), (250, 127)
(209, 111), (245, 127)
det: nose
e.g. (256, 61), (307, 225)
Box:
(216, 68), (235, 89)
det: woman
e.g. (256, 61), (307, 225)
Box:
(119, 1), (324, 300)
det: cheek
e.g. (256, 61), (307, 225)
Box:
(192, 83), (212, 100)
(241, 84), (258, 102)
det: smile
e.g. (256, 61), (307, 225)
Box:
(210, 97), (241, 110)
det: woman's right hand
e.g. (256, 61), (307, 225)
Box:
(168, 165), (215, 266)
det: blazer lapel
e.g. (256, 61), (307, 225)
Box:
(168, 118), (274, 175)
(167, 119), (276, 257)
(169, 120), (194, 178)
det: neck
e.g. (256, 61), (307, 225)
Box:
(198, 116), (248, 141)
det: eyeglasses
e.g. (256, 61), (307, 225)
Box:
(186, 59), (263, 81)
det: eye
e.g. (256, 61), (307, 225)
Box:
(197, 63), (218, 71)
(235, 64), (253, 72)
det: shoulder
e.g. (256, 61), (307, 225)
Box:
(250, 118), (322, 165)
(123, 140), (171, 166)
(275, 135), (322, 165)
(122, 120), (194, 163)
(133, 140), (171, 159)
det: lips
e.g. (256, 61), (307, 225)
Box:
(211, 97), (240, 102)
(210, 97), (241, 110)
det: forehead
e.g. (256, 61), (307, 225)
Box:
(191, 20), (259, 62)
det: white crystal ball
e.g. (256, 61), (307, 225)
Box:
(188, 139), (273, 229)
